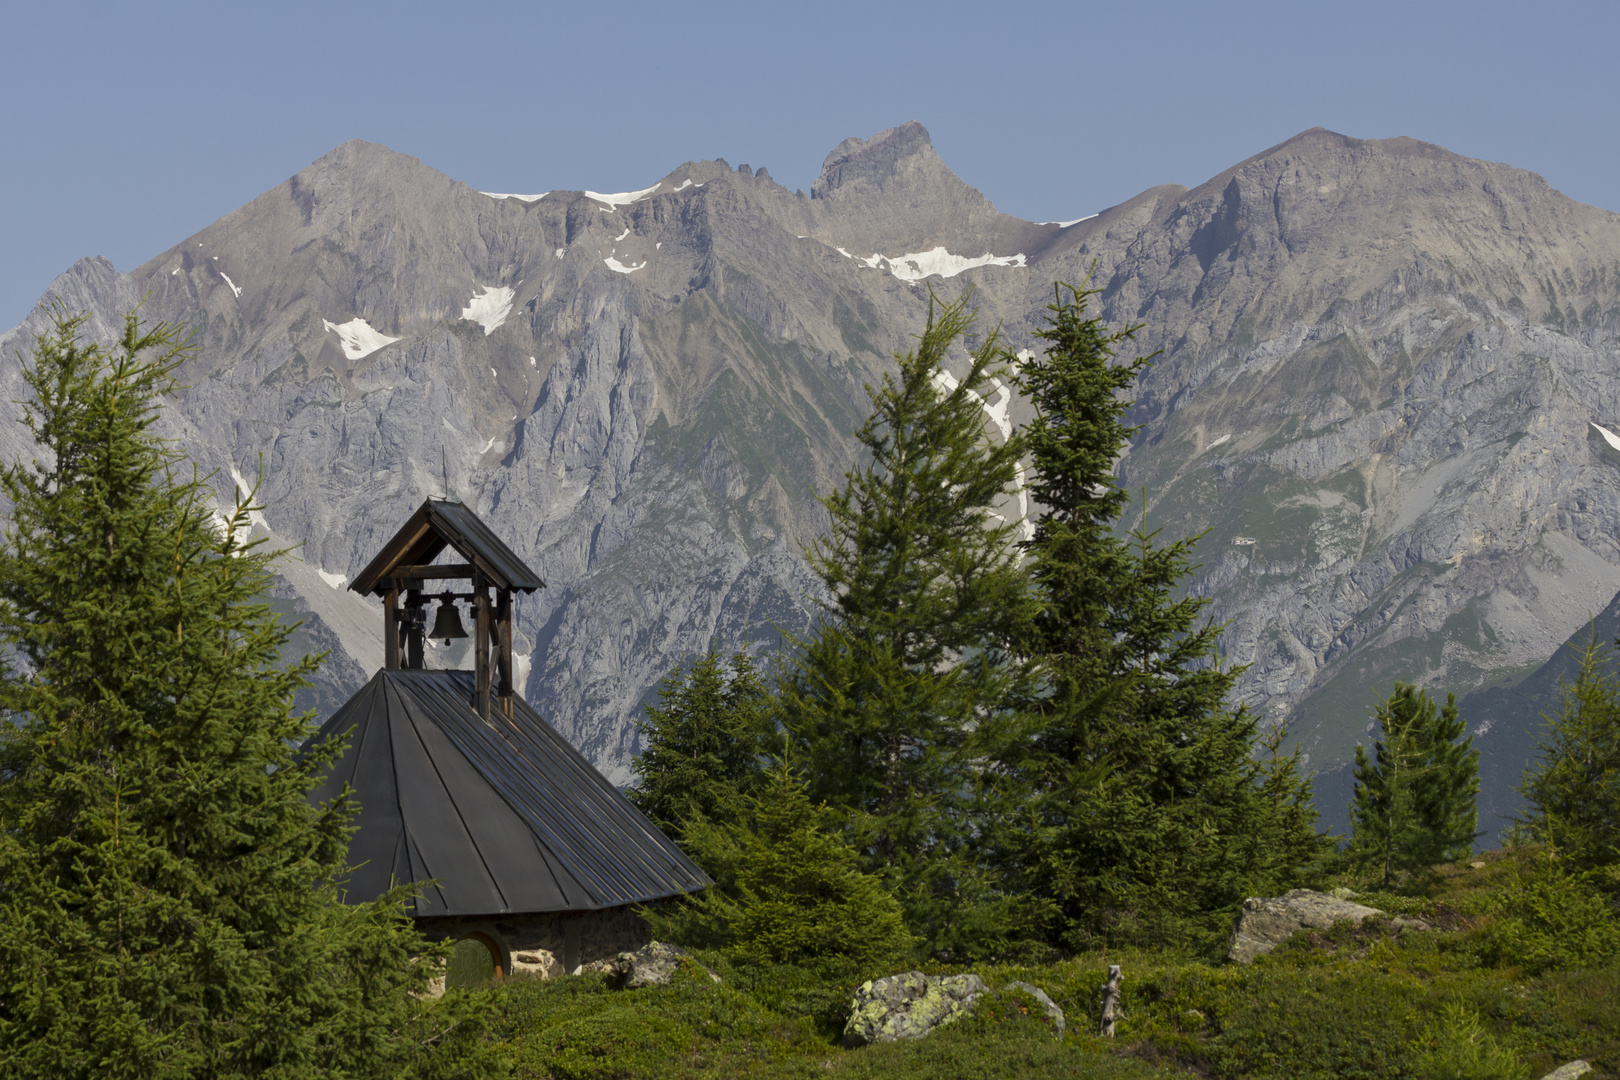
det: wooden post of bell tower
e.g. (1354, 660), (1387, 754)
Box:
(348, 498), (545, 717)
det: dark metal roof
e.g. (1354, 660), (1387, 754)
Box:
(306, 669), (710, 917)
(350, 499), (544, 595)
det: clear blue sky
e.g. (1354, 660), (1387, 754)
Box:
(4, 0), (1617, 328)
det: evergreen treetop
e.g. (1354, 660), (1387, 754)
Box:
(0, 309), (493, 1080)
(647, 761), (915, 969)
(1521, 633), (1620, 871)
(1350, 682), (1480, 886)
(630, 648), (774, 846)
(1006, 281), (1327, 949)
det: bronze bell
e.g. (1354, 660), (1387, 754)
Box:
(429, 599), (468, 643)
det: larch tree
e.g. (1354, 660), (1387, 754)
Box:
(0, 309), (495, 1080)
(778, 290), (1040, 959)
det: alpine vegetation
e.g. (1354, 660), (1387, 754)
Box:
(0, 310), (497, 1079)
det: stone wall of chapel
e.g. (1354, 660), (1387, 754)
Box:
(415, 904), (652, 979)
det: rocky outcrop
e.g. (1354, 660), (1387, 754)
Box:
(842, 971), (989, 1047)
(1228, 889), (1429, 963)
(605, 941), (718, 990)
(1541, 1061), (1593, 1080)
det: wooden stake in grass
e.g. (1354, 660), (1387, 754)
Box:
(1100, 964), (1122, 1037)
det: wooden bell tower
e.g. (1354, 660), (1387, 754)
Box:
(349, 499), (545, 720)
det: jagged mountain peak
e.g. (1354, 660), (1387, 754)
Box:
(806, 121), (1048, 264)
(813, 120), (936, 195)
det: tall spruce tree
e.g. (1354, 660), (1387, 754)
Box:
(1009, 280), (1326, 949)
(630, 649), (773, 846)
(779, 290), (1039, 958)
(1521, 634), (1620, 871)
(1349, 682), (1480, 885)
(0, 310), (494, 1080)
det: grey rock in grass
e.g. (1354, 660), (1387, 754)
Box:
(606, 941), (718, 989)
(1003, 981), (1065, 1038)
(1540, 1062), (1592, 1080)
(1228, 888), (1429, 963)
(843, 971), (988, 1047)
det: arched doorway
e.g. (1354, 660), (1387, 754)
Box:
(445, 932), (504, 989)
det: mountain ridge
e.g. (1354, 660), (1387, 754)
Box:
(7, 124), (1619, 809)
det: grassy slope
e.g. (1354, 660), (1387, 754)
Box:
(472, 852), (1618, 1080)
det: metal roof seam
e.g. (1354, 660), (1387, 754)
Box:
(396, 682), (516, 914)
(436, 688), (694, 894)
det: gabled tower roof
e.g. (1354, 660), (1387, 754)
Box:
(350, 498), (543, 596)
(309, 669), (710, 916)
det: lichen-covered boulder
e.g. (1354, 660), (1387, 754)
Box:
(842, 971), (988, 1047)
(1003, 981), (1065, 1038)
(606, 941), (720, 989)
(1540, 1061), (1592, 1080)
(1227, 888), (1428, 963)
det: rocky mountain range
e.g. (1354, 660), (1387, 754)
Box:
(4, 122), (1619, 828)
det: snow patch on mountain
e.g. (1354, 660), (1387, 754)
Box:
(480, 191), (548, 202)
(881, 248), (1027, 281)
(1039, 213), (1098, 227)
(317, 568), (347, 589)
(584, 183), (660, 209)
(603, 257), (646, 274)
(613, 226), (630, 242)
(322, 317), (400, 360)
(1592, 422), (1620, 452)
(461, 285), (515, 335)
(671, 179), (700, 192)
(832, 245), (1027, 281)
(219, 272), (242, 298)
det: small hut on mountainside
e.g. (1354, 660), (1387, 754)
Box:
(303, 498), (709, 980)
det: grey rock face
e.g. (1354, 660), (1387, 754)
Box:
(842, 970), (988, 1046)
(1226, 888), (1429, 963)
(1541, 1061), (1593, 1080)
(6, 123), (1620, 806)
(1029, 128), (1620, 783)
(605, 941), (718, 989)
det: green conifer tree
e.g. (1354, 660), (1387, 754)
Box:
(778, 290), (1040, 957)
(0, 310), (494, 1079)
(1009, 280), (1327, 949)
(1521, 633), (1620, 871)
(1349, 682), (1480, 885)
(648, 762), (915, 968)
(630, 649), (773, 846)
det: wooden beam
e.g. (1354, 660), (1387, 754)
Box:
(389, 563), (476, 580)
(474, 581), (491, 721)
(405, 590), (425, 670)
(383, 588), (400, 670)
(496, 589), (513, 718)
